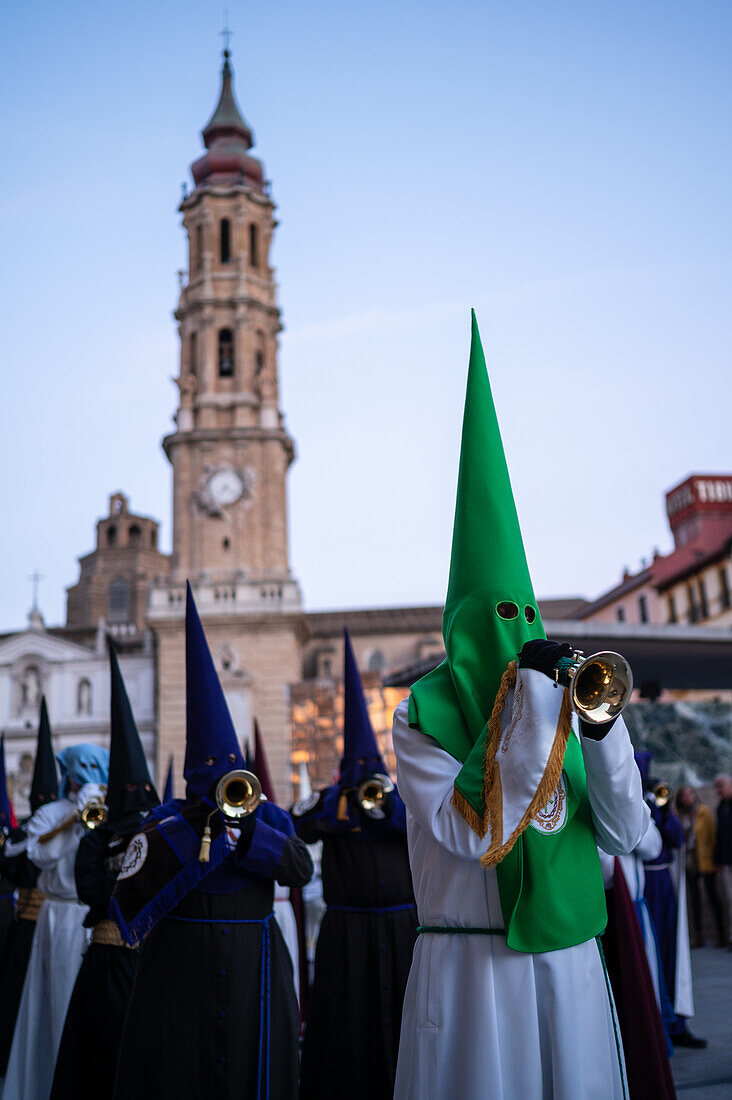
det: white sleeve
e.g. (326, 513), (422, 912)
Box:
(581, 716), (651, 855)
(392, 698), (489, 861)
(635, 817), (662, 862)
(27, 801), (82, 870)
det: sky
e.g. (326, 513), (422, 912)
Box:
(1, 0), (730, 630)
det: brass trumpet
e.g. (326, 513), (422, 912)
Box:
(561, 651), (634, 725)
(80, 800), (108, 830)
(215, 770), (267, 821)
(357, 773), (394, 814)
(653, 782), (671, 809)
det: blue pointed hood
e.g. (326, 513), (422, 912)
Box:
(0, 737), (15, 831)
(162, 755), (174, 804)
(184, 582), (245, 800)
(339, 629), (387, 788)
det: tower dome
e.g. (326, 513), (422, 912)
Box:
(191, 50), (265, 189)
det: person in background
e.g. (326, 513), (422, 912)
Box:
(111, 584), (312, 1100)
(641, 757), (706, 1050)
(3, 742), (110, 1100)
(0, 697), (58, 1073)
(713, 773), (732, 949)
(50, 639), (160, 1100)
(675, 785), (724, 948)
(293, 629), (417, 1100)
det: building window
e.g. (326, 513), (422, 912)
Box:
(638, 595), (648, 623)
(698, 578), (709, 620)
(106, 526), (117, 547)
(255, 350), (264, 376)
(195, 223), (203, 273)
(368, 650), (387, 673)
(249, 223), (259, 269)
(220, 218), (231, 264)
(616, 606), (625, 622)
(686, 583), (698, 624)
(667, 593), (677, 623)
(720, 566), (731, 610)
(77, 678), (92, 716)
(190, 332), (197, 375)
(218, 329), (234, 377)
(150, 529), (157, 549)
(109, 577), (129, 621)
(128, 524), (141, 548)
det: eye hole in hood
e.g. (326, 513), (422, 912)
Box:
(496, 601), (519, 620)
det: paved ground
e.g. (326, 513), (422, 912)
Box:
(672, 946), (732, 1099)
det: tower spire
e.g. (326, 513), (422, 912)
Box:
(191, 45), (263, 190)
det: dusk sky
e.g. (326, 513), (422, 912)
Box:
(1, 0), (730, 630)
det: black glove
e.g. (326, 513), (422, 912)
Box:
(234, 810), (257, 856)
(518, 639), (573, 680)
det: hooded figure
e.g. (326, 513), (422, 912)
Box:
(293, 629), (417, 1100)
(0, 698), (58, 1071)
(391, 313), (650, 1100)
(112, 582), (312, 1100)
(51, 639), (160, 1100)
(0, 737), (18, 976)
(641, 752), (703, 1048)
(4, 741), (109, 1100)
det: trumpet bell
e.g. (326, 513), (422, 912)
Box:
(357, 773), (394, 813)
(215, 770), (265, 821)
(81, 801), (108, 830)
(569, 651), (633, 725)
(653, 782), (671, 808)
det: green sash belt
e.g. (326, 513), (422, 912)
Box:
(417, 925), (504, 935)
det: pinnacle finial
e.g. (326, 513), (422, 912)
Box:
(220, 12), (233, 56)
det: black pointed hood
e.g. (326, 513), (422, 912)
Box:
(29, 697), (59, 813)
(107, 638), (159, 827)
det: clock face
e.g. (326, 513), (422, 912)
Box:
(208, 468), (244, 507)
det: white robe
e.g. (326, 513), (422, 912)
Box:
(3, 797), (93, 1100)
(274, 883), (300, 1004)
(392, 688), (650, 1100)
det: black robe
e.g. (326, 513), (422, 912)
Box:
(294, 791), (417, 1100)
(0, 829), (41, 1073)
(50, 825), (140, 1100)
(113, 805), (312, 1100)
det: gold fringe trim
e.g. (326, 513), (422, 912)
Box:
(451, 785), (488, 838)
(479, 666), (573, 867)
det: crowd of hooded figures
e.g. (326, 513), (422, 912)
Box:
(0, 317), (728, 1100)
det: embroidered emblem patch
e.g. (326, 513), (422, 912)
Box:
(529, 774), (568, 835)
(291, 791), (319, 817)
(117, 833), (148, 880)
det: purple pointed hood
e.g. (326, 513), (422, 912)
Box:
(338, 629), (388, 788)
(184, 583), (245, 800)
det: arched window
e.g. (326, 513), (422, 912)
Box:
(150, 529), (157, 549)
(220, 218), (231, 264)
(249, 223), (259, 269)
(189, 332), (198, 375)
(195, 223), (204, 273)
(368, 650), (387, 673)
(106, 526), (117, 547)
(77, 678), (92, 716)
(128, 524), (142, 548)
(255, 350), (264, 375)
(109, 577), (129, 621)
(218, 329), (234, 377)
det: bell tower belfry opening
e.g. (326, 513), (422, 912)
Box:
(149, 49), (305, 799)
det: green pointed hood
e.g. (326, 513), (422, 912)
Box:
(409, 311), (545, 827)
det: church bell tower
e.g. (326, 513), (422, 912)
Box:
(148, 50), (305, 798)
